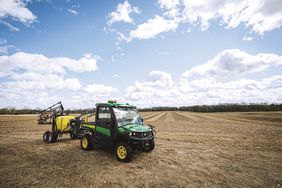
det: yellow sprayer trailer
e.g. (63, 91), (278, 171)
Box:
(39, 102), (95, 143)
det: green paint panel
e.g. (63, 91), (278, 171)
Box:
(96, 126), (111, 137)
(118, 124), (152, 133)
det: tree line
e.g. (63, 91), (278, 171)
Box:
(0, 103), (281, 114)
(139, 103), (282, 112)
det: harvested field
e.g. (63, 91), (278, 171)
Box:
(0, 112), (281, 187)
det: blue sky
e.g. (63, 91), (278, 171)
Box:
(0, 0), (282, 108)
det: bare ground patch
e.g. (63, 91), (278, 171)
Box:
(0, 113), (281, 187)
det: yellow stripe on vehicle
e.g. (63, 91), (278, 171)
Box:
(83, 124), (95, 129)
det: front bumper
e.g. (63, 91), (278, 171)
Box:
(131, 137), (154, 151)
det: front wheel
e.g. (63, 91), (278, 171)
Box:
(144, 140), (155, 152)
(80, 135), (93, 151)
(115, 142), (133, 162)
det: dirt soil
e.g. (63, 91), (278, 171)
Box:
(0, 112), (281, 188)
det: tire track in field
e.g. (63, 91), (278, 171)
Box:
(237, 113), (282, 124)
(178, 112), (238, 123)
(146, 112), (166, 122)
(164, 112), (175, 122)
(186, 112), (270, 126)
(190, 112), (259, 124)
(206, 113), (282, 125)
(175, 112), (202, 122)
(142, 113), (158, 119)
(142, 113), (160, 120)
(171, 112), (190, 122)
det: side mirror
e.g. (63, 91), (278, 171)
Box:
(148, 124), (155, 129)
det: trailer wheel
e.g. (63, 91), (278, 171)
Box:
(52, 132), (58, 142)
(115, 142), (133, 162)
(43, 131), (50, 142)
(48, 132), (58, 143)
(144, 140), (155, 152)
(80, 135), (93, 151)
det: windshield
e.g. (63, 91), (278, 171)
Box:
(113, 107), (143, 127)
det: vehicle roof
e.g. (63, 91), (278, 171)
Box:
(96, 102), (136, 108)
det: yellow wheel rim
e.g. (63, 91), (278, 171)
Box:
(82, 137), (88, 148)
(117, 146), (127, 159)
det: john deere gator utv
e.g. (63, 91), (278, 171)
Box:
(79, 100), (155, 162)
(39, 102), (94, 143)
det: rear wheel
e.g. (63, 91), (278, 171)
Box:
(115, 142), (133, 162)
(48, 131), (58, 143)
(80, 135), (93, 151)
(43, 131), (50, 142)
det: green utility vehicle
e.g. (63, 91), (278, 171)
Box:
(79, 100), (155, 162)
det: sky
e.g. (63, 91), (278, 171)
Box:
(0, 0), (282, 109)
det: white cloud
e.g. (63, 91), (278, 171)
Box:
(123, 0), (282, 42)
(0, 20), (20, 31)
(126, 49), (281, 106)
(0, 0), (36, 30)
(159, 0), (180, 10)
(0, 52), (98, 77)
(0, 70), (83, 109)
(1, 49), (282, 108)
(147, 71), (174, 87)
(243, 35), (253, 42)
(107, 0), (141, 26)
(178, 76), (282, 105)
(67, 9), (78, 16)
(125, 71), (178, 105)
(158, 0), (181, 18)
(125, 71), (282, 107)
(0, 51), (99, 89)
(127, 15), (179, 41)
(3, 73), (81, 91)
(158, 51), (170, 56)
(84, 84), (117, 96)
(112, 74), (120, 79)
(0, 38), (16, 54)
(0, 51), (99, 88)
(180, 0), (282, 34)
(0, 46), (10, 54)
(125, 49), (282, 107)
(0, 78), (120, 109)
(0, 52), (102, 108)
(182, 49), (282, 78)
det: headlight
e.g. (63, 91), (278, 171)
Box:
(129, 132), (137, 137)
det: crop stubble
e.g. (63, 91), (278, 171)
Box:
(0, 112), (281, 187)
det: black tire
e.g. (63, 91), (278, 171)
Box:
(115, 142), (133, 162)
(43, 131), (50, 142)
(145, 139), (155, 152)
(70, 132), (76, 139)
(80, 134), (93, 151)
(48, 131), (58, 143)
(52, 132), (58, 142)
